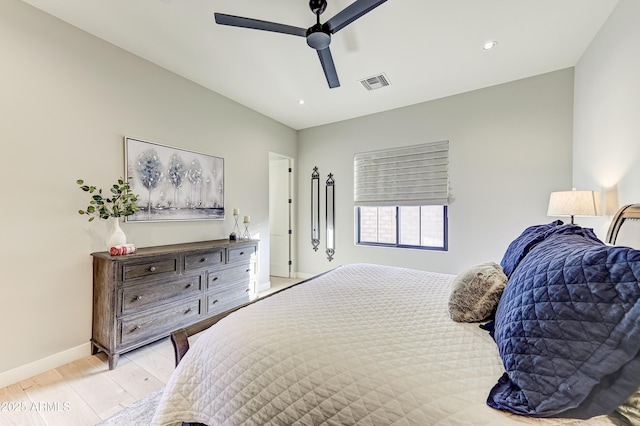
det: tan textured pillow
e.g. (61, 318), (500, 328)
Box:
(616, 388), (640, 426)
(448, 262), (507, 322)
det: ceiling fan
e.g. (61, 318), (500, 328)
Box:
(214, 0), (388, 89)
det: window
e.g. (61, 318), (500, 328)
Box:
(354, 141), (449, 251)
(357, 205), (448, 250)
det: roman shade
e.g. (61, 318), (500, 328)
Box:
(354, 140), (449, 206)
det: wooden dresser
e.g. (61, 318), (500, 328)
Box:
(90, 239), (258, 369)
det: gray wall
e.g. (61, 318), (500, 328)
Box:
(573, 0), (640, 237)
(0, 0), (296, 385)
(296, 69), (575, 277)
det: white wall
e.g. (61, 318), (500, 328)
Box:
(0, 0), (296, 385)
(297, 69), (575, 277)
(573, 0), (640, 237)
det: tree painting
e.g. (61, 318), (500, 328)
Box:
(187, 159), (203, 207)
(125, 137), (224, 221)
(136, 149), (163, 220)
(167, 154), (186, 207)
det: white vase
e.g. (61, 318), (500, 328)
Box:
(106, 218), (126, 248)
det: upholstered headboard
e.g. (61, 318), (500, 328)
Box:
(606, 204), (640, 248)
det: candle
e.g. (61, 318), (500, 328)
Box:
(243, 215), (250, 223)
(233, 208), (239, 216)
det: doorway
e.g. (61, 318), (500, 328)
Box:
(269, 153), (293, 278)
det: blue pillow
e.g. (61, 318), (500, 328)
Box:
(500, 220), (563, 278)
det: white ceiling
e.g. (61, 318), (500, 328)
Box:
(21, 0), (618, 130)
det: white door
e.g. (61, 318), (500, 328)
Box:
(269, 155), (292, 277)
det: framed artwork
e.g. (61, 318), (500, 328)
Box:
(124, 137), (225, 221)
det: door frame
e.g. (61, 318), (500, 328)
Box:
(268, 152), (295, 279)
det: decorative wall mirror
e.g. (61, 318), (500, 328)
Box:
(311, 167), (320, 251)
(326, 173), (335, 261)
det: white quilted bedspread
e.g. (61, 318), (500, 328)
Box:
(152, 264), (619, 426)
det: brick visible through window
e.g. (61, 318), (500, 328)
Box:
(357, 206), (447, 250)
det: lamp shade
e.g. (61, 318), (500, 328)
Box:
(547, 189), (602, 223)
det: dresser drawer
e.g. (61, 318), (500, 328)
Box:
(228, 245), (256, 264)
(207, 265), (253, 290)
(206, 285), (251, 316)
(121, 257), (178, 282)
(119, 275), (202, 315)
(119, 298), (201, 347)
(184, 249), (225, 271)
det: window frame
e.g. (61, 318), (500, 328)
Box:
(356, 205), (448, 251)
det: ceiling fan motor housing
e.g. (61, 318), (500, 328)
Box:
(306, 24), (331, 50)
(309, 0), (328, 15)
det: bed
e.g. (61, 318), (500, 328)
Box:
(152, 204), (640, 426)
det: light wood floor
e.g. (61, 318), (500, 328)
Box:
(0, 276), (300, 426)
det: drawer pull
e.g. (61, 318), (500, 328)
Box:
(149, 266), (157, 272)
(211, 276), (219, 282)
(199, 257), (207, 263)
(132, 325), (141, 332)
(185, 283), (193, 289)
(246, 268), (251, 273)
(239, 251), (245, 255)
(245, 288), (250, 293)
(184, 308), (192, 314)
(135, 295), (143, 301)
(211, 299), (219, 305)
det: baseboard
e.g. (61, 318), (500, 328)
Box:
(0, 343), (91, 389)
(296, 272), (315, 280)
(257, 281), (271, 293)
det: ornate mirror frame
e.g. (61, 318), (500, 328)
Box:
(326, 173), (335, 261)
(311, 167), (320, 251)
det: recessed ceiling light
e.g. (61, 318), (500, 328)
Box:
(483, 41), (498, 50)
(298, 99), (305, 105)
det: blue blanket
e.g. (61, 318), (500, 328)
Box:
(488, 225), (640, 418)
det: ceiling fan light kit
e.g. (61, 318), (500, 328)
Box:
(214, 0), (389, 89)
(306, 26), (331, 50)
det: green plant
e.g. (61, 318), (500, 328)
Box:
(77, 178), (140, 221)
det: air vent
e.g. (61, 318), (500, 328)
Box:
(359, 73), (391, 91)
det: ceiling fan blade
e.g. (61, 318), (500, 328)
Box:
(214, 13), (307, 37)
(325, 0), (388, 34)
(316, 47), (340, 88)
